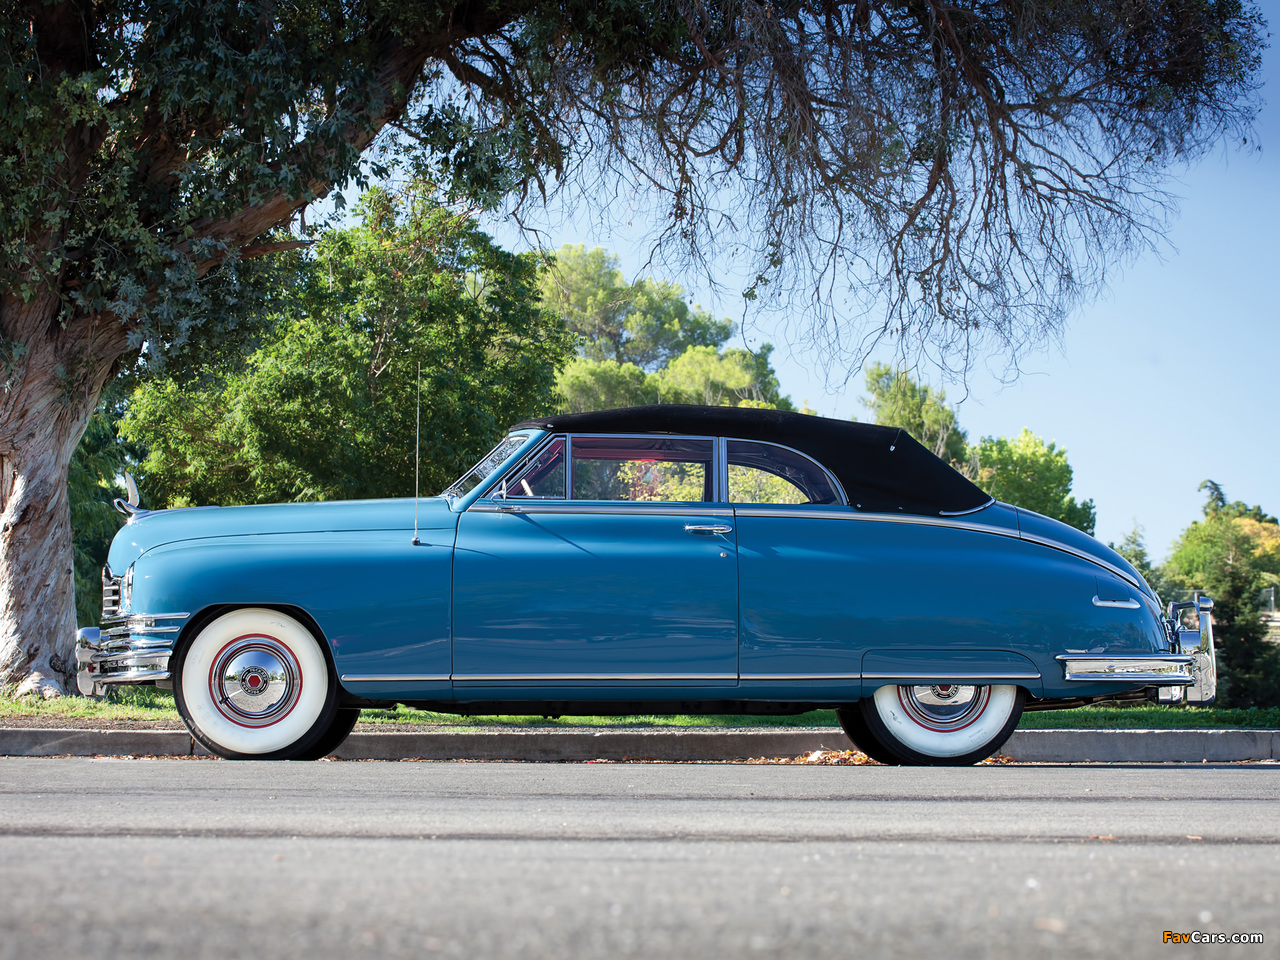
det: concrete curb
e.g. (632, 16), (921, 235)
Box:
(2, 726), (1278, 762)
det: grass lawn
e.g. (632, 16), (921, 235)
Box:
(3, 687), (1279, 730)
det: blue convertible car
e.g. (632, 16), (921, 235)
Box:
(76, 405), (1215, 764)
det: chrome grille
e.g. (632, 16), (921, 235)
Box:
(101, 567), (121, 618)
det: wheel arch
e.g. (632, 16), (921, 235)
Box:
(176, 602), (337, 674)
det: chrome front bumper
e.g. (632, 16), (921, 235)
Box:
(1055, 595), (1216, 706)
(75, 613), (190, 696)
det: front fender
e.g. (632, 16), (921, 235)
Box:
(130, 528), (455, 691)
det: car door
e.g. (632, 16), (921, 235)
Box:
(726, 439), (867, 697)
(451, 434), (739, 691)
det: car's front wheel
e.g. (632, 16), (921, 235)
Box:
(173, 607), (340, 760)
(852, 684), (1024, 766)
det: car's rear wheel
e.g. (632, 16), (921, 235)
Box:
(857, 684), (1024, 766)
(174, 608), (340, 760)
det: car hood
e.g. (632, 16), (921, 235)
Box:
(108, 497), (455, 572)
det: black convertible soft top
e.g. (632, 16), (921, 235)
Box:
(512, 405), (992, 517)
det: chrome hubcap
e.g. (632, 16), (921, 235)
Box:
(210, 637), (302, 727)
(897, 685), (990, 732)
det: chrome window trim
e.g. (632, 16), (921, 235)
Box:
(476, 432), (725, 509)
(715, 435), (729, 503)
(725, 437), (848, 507)
(469, 501), (735, 517)
(565, 433), (574, 499)
(498, 433), (569, 501)
(938, 497), (996, 517)
(449, 430), (545, 511)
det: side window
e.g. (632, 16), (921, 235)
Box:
(571, 436), (714, 502)
(505, 437), (567, 499)
(727, 440), (840, 505)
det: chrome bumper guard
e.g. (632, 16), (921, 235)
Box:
(1054, 595), (1216, 706)
(1156, 596), (1217, 706)
(75, 613), (190, 696)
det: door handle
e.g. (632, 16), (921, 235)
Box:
(684, 523), (733, 535)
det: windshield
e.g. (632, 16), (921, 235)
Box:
(442, 434), (530, 500)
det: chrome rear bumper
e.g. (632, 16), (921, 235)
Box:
(75, 613), (190, 696)
(1056, 654), (1197, 683)
(1054, 595), (1216, 706)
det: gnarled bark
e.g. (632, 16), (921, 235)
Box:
(0, 291), (128, 695)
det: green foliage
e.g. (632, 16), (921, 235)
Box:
(1, 1), (417, 369)
(1164, 485), (1280, 708)
(540, 246), (732, 371)
(861, 368), (1095, 533)
(120, 189), (573, 506)
(544, 247), (791, 413)
(973, 430), (1097, 535)
(862, 364), (968, 464)
(68, 397), (134, 626)
(1110, 525), (1177, 599)
(555, 357), (658, 412)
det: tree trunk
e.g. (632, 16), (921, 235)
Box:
(0, 289), (125, 697)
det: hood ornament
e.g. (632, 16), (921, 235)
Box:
(113, 472), (147, 517)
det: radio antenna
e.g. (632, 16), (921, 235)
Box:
(412, 361), (421, 546)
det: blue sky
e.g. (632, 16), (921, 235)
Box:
(481, 34), (1279, 562)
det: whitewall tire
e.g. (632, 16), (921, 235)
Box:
(861, 683), (1024, 766)
(174, 608), (338, 760)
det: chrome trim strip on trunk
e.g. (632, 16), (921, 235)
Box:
(733, 504), (1016, 532)
(1056, 654), (1196, 683)
(1017, 532), (1144, 593)
(732, 504), (1146, 594)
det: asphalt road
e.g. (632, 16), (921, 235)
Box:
(1, 758), (1277, 959)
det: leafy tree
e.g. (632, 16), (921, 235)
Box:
(120, 190), (572, 507)
(972, 430), (1097, 534)
(68, 397), (135, 627)
(545, 248), (792, 413)
(862, 364), (967, 465)
(540, 246), (731, 371)
(861, 367), (1094, 533)
(1, 1), (1266, 692)
(555, 358), (658, 414)
(1165, 484), (1280, 708)
(1110, 525), (1177, 601)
